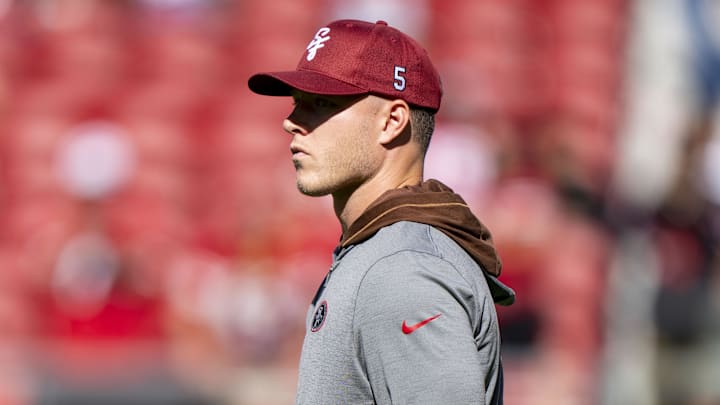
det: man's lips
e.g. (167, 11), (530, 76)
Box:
(290, 144), (309, 158)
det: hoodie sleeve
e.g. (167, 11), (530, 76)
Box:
(353, 249), (500, 405)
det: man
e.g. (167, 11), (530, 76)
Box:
(248, 19), (515, 404)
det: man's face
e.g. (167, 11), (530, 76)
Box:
(283, 91), (384, 197)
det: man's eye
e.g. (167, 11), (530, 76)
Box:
(291, 96), (340, 110)
(314, 98), (336, 108)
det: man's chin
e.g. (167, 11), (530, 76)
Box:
(296, 181), (331, 197)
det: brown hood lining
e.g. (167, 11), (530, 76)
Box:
(340, 179), (515, 305)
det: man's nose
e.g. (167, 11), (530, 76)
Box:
(283, 115), (307, 136)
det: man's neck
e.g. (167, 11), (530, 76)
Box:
(333, 173), (423, 235)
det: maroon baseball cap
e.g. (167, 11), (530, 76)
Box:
(248, 19), (442, 112)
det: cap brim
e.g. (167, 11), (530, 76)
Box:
(248, 70), (368, 97)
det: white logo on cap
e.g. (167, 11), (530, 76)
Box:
(306, 27), (331, 61)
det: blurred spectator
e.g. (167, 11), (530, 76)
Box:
(329, 0), (431, 40)
(605, 0), (720, 404)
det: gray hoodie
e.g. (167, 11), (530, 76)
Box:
(296, 179), (513, 404)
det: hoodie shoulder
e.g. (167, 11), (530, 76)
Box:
(366, 221), (474, 267)
(371, 221), (442, 256)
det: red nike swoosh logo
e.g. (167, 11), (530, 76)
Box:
(402, 314), (442, 334)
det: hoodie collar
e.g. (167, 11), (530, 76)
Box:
(341, 179), (515, 305)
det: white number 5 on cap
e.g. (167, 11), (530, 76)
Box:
(394, 66), (406, 91)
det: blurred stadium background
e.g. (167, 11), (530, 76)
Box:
(0, 0), (718, 404)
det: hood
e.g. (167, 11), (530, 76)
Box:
(341, 179), (515, 305)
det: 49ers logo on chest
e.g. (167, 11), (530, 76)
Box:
(311, 300), (328, 332)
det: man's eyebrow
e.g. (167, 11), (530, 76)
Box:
(290, 89), (310, 98)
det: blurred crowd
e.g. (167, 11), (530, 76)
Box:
(0, 0), (717, 404)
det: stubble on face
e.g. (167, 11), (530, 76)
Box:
(293, 97), (383, 198)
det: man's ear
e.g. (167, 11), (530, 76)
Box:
(378, 99), (411, 146)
